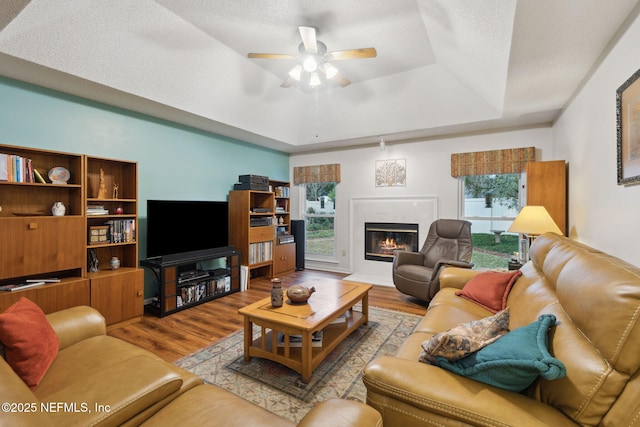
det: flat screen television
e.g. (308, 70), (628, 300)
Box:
(146, 200), (229, 259)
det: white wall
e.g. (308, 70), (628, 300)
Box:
(290, 127), (553, 273)
(552, 9), (640, 266)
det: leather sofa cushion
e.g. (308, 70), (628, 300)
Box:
(141, 384), (296, 427)
(43, 355), (183, 426)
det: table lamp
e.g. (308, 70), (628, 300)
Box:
(507, 206), (562, 261)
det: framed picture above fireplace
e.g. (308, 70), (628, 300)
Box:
(375, 159), (406, 187)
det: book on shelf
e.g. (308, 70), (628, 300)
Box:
(277, 330), (323, 348)
(103, 219), (136, 243)
(329, 311), (350, 325)
(0, 281), (46, 292)
(87, 205), (109, 215)
(249, 241), (272, 264)
(0, 153), (35, 183)
(33, 168), (47, 184)
(0, 153), (7, 181)
(26, 278), (60, 283)
(274, 186), (290, 198)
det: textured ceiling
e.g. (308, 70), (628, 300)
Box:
(0, 0), (639, 153)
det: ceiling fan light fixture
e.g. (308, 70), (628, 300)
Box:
(309, 72), (321, 87)
(302, 55), (318, 73)
(288, 65), (303, 81)
(247, 25), (373, 91)
(323, 62), (339, 79)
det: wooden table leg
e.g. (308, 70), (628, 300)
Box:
(301, 330), (312, 383)
(243, 316), (252, 362)
(362, 292), (369, 325)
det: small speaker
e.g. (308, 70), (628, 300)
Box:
(291, 220), (305, 270)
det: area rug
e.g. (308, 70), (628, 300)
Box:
(176, 306), (421, 423)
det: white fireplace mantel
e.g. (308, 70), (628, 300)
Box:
(346, 196), (438, 286)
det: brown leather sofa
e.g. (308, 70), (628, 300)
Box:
(364, 233), (640, 426)
(0, 305), (381, 426)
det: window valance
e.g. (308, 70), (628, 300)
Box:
(293, 164), (341, 184)
(451, 147), (536, 177)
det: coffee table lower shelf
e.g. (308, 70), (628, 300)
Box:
(244, 311), (366, 383)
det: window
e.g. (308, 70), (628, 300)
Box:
(303, 182), (336, 258)
(461, 174), (521, 268)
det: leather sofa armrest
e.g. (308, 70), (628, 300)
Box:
(431, 260), (474, 280)
(393, 251), (424, 267)
(438, 266), (482, 290)
(46, 305), (107, 350)
(297, 399), (382, 427)
(363, 356), (576, 427)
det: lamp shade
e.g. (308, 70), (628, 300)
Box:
(507, 206), (562, 236)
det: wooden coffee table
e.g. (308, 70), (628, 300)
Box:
(238, 279), (372, 383)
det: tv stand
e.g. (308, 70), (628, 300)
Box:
(141, 247), (241, 317)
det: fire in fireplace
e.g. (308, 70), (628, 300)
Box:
(365, 222), (419, 262)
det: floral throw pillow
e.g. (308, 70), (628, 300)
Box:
(434, 314), (566, 392)
(419, 307), (510, 364)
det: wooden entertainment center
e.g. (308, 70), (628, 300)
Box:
(0, 144), (143, 326)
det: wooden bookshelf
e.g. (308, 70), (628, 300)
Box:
(228, 189), (275, 287)
(0, 144), (86, 312)
(84, 155), (143, 325)
(0, 145), (143, 325)
(271, 179), (296, 277)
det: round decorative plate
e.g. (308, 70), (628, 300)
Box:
(48, 167), (70, 184)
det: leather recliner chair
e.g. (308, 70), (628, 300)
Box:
(392, 219), (473, 302)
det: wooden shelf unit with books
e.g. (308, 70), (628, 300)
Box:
(141, 248), (241, 317)
(228, 189), (275, 287)
(0, 144), (87, 313)
(84, 156), (143, 326)
(0, 145), (143, 326)
(271, 179), (296, 277)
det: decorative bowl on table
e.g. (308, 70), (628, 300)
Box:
(286, 285), (316, 304)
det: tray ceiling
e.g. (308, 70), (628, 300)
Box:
(0, 0), (638, 153)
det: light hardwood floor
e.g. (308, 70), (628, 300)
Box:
(108, 269), (428, 362)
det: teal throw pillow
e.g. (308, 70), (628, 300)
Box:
(434, 314), (566, 392)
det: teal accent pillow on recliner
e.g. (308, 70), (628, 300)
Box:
(434, 314), (566, 392)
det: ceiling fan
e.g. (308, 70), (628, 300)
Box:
(247, 26), (377, 89)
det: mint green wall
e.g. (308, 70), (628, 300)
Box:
(0, 76), (289, 298)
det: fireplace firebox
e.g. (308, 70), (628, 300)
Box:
(365, 222), (419, 262)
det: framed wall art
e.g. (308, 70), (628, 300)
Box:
(616, 67), (640, 185)
(375, 159), (406, 187)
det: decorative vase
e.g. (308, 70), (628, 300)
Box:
(110, 256), (121, 270)
(51, 201), (66, 216)
(271, 278), (283, 307)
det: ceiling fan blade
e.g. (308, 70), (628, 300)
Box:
(325, 47), (377, 60)
(334, 74), (351, 88)
(247, 53), (297, 59)
(298, 26), (318, 53)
